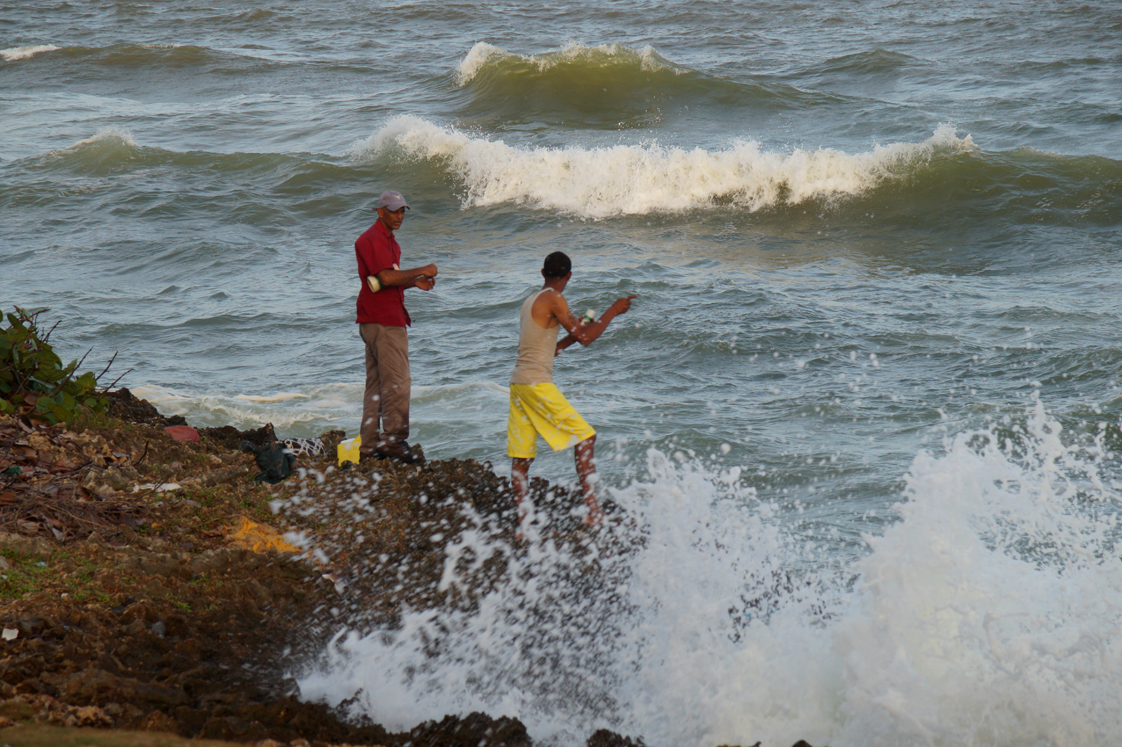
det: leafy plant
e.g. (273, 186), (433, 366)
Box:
(0, 306), (113, 424)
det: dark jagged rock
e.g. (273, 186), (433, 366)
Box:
(202, 422), (276, 451)
(105, 387), (186, 427)
(407, 711), (532, 747)
(588, 728), (646, 747)
(108, 385), (281, 450)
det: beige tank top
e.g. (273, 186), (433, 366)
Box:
(510, 289), (560, 385)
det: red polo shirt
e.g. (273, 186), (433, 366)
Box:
(355, 219), (411, 327)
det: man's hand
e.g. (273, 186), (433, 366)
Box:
(608, 295), (637, 316)
(413, 264), (438, 290)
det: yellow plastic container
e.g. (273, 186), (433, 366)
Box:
(337, 435), (361, 466)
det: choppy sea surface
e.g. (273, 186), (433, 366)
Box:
(4, 1), (1122, 745)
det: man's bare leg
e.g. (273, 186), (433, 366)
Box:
(575, 436), (603, 526)
(511, 457), (533, 537)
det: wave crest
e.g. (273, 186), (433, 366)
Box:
(456, 41), (677, 87)
(69, 128), (140, 150)
(350, 117), (975, 218)
(1, 44), (61, 62)
(43, 128), (141, 168)
(449, 42), (833, 129)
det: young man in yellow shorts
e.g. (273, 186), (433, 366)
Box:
(507, 251), (635, 533)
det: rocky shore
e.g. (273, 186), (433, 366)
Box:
(0, 389), (809, 747)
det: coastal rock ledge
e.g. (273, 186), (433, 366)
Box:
(0, 389), (811, 747)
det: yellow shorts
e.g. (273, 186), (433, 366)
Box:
(507, 383), (595, 459)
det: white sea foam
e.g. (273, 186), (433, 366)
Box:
(1, 44), (60, 61)
(455, 41), (674, 86)
(131, 380), (508, 438)
(290, 397), (1122, 746)
(350, 117), (976, 218)
(132, 383), (348, 435)
(234, 392), (310, 403)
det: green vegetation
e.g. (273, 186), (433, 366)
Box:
(72, 407), (134, 432)
(0, 554), (56, 600)
(58, 559), (116, 605)
(1, 550), (110, 605)
(0, 306), (111, 424)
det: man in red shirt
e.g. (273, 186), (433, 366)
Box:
(355, 190), (438, 464)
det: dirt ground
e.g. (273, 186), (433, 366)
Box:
(0, 389), (794, 747)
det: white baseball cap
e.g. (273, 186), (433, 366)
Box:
(376, 190), (410, 211)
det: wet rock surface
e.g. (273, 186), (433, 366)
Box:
(0, 390), (792, 747)
(105, 387), (187, 428)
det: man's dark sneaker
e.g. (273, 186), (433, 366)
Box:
(374, 439), (425, 465)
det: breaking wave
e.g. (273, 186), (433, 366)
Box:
(448, 42), (835, 126)
(455, 42), (680, 87)
(285, 397), (1122, 746)
(350, 117), (976, 218)
(1, 44), (61, 62)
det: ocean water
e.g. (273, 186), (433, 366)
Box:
(4, 1), (1122, 744)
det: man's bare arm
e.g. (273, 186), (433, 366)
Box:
(375, 263), (438, 291)
(554, 294), (636, 350)
(555, 332), (579, 355)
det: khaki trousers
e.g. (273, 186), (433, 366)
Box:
(359, 323), (410, 451)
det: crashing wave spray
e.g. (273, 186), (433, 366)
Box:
(284, 398), (1122, 747)
(281, 447), (831, 745)
(349, 117), (976, 218)
(826, 398), (1122, 747)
